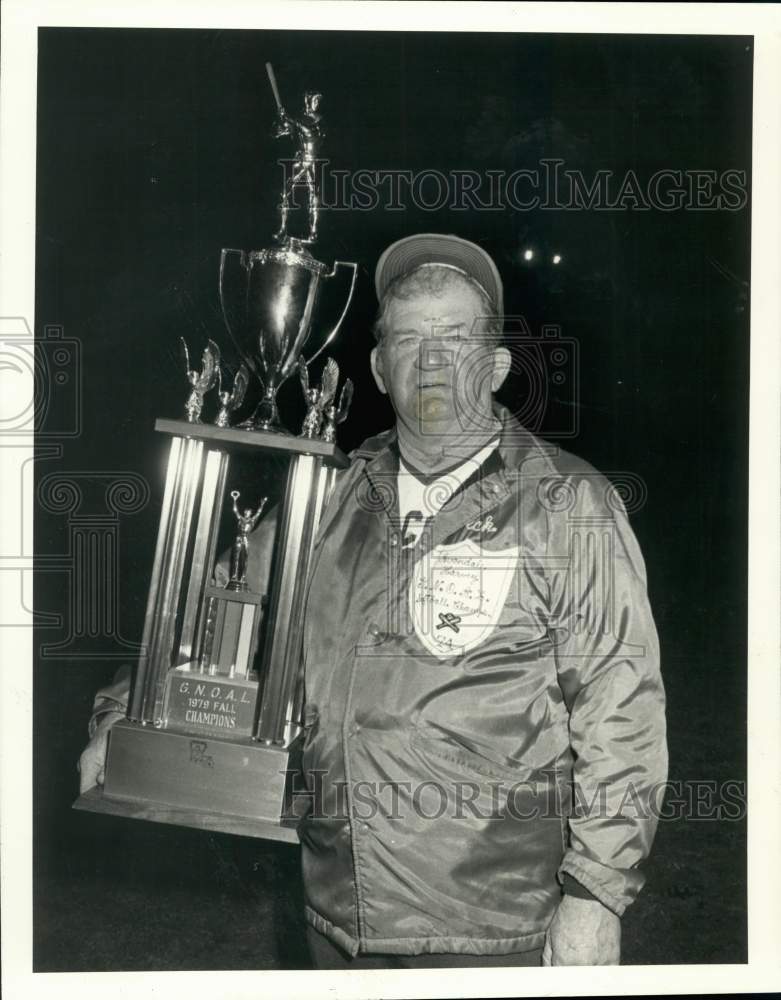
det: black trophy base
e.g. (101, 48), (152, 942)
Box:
(72, 719), (306, 843)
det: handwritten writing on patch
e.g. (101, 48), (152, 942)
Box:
(410, 540), (520, 659)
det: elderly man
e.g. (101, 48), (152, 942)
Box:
(81, 234), (667, 969)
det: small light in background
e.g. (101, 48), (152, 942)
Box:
(523, 249), (534, 261)
(552, 254), (562, 265)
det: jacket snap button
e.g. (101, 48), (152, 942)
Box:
(389, 535), (399, 547)
(368, 624), (382, 639)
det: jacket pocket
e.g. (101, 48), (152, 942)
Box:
(552, 751), (574, 853)
(409, 720), (535, 786)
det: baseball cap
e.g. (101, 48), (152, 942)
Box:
(374, 233), (504, 316)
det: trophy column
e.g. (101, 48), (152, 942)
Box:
(129, 437), (229, 724)
(255, 453), (331, 746)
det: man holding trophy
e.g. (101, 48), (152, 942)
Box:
(78, 75), (667, 969)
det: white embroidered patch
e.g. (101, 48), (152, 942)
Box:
(409, 538), (521, 659)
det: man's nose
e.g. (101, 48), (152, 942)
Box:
(419, 344), (454, 370)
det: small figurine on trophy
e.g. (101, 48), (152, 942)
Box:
(267, 63), (323, 245)
(215, 363), (249, 428)
(322, 376), (354, 444)
(299, 357), (338, 439)
(180, 337), (220, 423)
(227, 490), (267, 592)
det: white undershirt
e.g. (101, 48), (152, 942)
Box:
(397, 437), (500, 548)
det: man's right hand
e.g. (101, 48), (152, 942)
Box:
(78, 711), (123, 794)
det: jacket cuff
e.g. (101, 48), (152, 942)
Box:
(558, 850), (645, 917)
(88, 665), (132, 738)
(560, 872), (598, 901)
(88, 705), (126, 739)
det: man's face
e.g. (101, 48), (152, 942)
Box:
(371, 279), (509, 440)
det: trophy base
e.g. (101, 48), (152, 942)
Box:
(72, 719), (306, 843)
(72, 786), (304, 843)
(237, 419), (291, 435)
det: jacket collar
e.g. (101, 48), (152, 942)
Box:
(355, 403), (549, 543)
(354, 402), (544, 476)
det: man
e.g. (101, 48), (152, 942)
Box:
(81, 234), (667, 968)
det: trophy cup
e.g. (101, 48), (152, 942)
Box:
(219, 64), (356, 432)
(74, 70), (357, 842)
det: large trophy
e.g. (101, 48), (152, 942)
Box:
(74, 67), (356, 843)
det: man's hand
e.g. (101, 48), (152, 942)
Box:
(77, 712), (123, 794)
(542, 894), (621, 966)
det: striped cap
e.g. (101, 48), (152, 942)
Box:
(374, 233), (504, 316)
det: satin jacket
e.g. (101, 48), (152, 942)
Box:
(91, 406), (667, 958)
(295, 405), (667, 956)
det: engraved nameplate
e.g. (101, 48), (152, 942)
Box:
(163, 668), (258, 737)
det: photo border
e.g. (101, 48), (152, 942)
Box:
(1, 2), (778, 997)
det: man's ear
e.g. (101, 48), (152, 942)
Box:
(370, 344), (388, 395)
(491, 346), (511, 392)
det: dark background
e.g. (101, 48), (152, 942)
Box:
(34, 28), (750, 968)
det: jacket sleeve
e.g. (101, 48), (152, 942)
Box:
(546, 474), (668, 916)
(88, 664), (132, 738)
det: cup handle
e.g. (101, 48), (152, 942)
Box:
(218, 248), (248, 348)
(305, 260), (358, 367)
